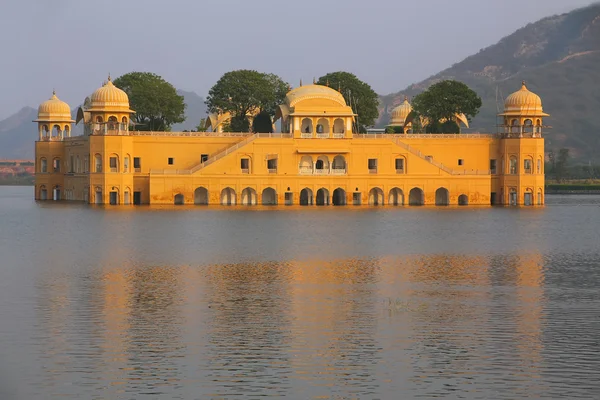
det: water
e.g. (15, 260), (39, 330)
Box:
(1, 186), (600, 399)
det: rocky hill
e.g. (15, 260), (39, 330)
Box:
(0, 91), (207, 159)
(379, 3), (600, 161)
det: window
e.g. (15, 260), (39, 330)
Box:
(95, 155), (102, 173)
(285, 192), (293, 205)
(267, 159), (277, 173)
(53, 158), (60, 173)
(395, 158), (405, 174)
(201, 154), (209, 163)
(353, 192), (361, 205)
(69, 156), (74, 173)
(368, 158), (377, 173)
(124, 157), (130, 173)
(109, 157), (118, 172)
(458, 159), (464, 166)
(509, 157), (517, 175)
(40, 158), (47, 173)
(241, 158), (249, 173)
(168, 157), (174, 165)
(537, 159), (542, 174)
(84, 156), (89, 173)
(490, 159), (497, 174)
(134, 157), (141, 172)
(524, 159), (532, 174)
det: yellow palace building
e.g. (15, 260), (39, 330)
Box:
(34, 78), (547, 206)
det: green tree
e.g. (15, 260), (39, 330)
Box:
(411, 80), (482, 133)
(196, 118), (207, 132)
(113, 72), (186, 131)
(252, 111), (273, 133)
(317, 72), (379, 133)
(205, 70), (288, 132)
(230, 115), (250, 132)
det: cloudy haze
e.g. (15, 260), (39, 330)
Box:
(0, 0), (595, 119)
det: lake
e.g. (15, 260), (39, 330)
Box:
(1, 186), (600, 399)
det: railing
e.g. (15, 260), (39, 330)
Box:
(299, 166), (313, 175)
(317, 133), (329, 139)
(314, 169), (329, 175)
(189, 134), (258, 173)
(333, 133), (344, 138)
(331, 169), (346, 175)
(110, 168), (117, 173)
(131, 131), (250, 137)
(369, 168), (377, 174)
(268, 169), (277, 174)
(396, 169), (405, 174)
(134, 167), (141, 173)
(241, 168), (249, 174)
(301, 133), (312, 138)
(353, 133), (499, 139)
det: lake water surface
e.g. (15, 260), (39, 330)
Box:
(1, 186), (600, 399)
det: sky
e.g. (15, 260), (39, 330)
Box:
(0, 0), (596, 119)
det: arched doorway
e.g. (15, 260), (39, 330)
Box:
(332, 188), (346, 206)
(409, 188), (424, 206)
(221, 187), (236, 205)
(262, 188), (277, 205)
(300, 188), (313, 205)
(458, 194), (468, 206)
(316, 188), (329, 206)
(194, 187), (209, 205)
(435, 188), (449, 206)
(368, 188), (384, 205)
(53, 185), (61, 201)
(301, 118), (313, 135)
(315, 156), (329, 174)
(524, 189), (533, 206)
(388, 188), (404, 206)
(241, 187), (257, 205)
(174, 194), (184, 205)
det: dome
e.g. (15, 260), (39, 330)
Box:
(503, 82), (546, 115)
(88, 76), (134, 113)
(389, 97), (412, 126)
(35, 91), (74, 122)
(285, 84), (347, 107)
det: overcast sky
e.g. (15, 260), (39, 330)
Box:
(0, 0), (595, 119)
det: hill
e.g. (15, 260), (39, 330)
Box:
(379, 3), (600, 161)
(0, 91), (207, 159)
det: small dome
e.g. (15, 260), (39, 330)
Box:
(504, 82), (544, 115)
(285, 84), (347, 107)
(389, 97), (412, 126)
(88, 76), (134, 112)
(36, 91), (73, 122)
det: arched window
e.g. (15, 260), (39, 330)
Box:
(299, 155), (313, 174)
(511, 119), (519, 134)
(108, 116), (118, 132)
(124, 155), (130, 173)
(524, 119), (533, 135)
(301, 118), (313, 135)
(333, 118), (345, 134)
(52, 125), (61, 139)
(509, 156), (518, 175)
(524, 157), (533, 174)
(94, 154), (102, 172)
(109, 154), (119, 173)
(121, 116), (128, 131)
(76, 156), (81, 173)
(537, 157), (542, 174)
(52, 158), (61, 173)
(40, 158), (47, 173)
(84, 156), (89, 173)
(316, 118), (329, 136)
(332, 155), (346, 172)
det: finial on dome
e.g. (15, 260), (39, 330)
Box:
(53, 89), (56, 96)
(300, 79), (303, 87)
(108, 73), (112, 82)
(313, 77), (316, 84)
(521, 80), (527, 89)
(404, 95), (408, 102)
(338, 82), (341, 92)
(326, 79), (329, 87)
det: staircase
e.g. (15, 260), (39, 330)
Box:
(189, 134), (257, 173)
(391, 138), (490, 175)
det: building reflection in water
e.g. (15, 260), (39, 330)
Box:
(34, 250), (546, 398)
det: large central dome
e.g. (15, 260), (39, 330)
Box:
(285, 84), (347, 107)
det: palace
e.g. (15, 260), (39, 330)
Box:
(34, 78), (547, 206)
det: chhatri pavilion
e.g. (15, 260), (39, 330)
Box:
(34, 79), (547, 206)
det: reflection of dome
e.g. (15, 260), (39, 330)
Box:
(389, 97), (412, 126)
(88, 76), (134, 112)
(284, 84), (347, 107)
(35, 91), (74, 122)
(504, 82), (545, 115)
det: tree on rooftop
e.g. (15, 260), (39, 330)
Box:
(411, 80), (482, 134)
(317, 72), (379, 133)
(205, 70), (288, 132)
(113, 72), (186, 131)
